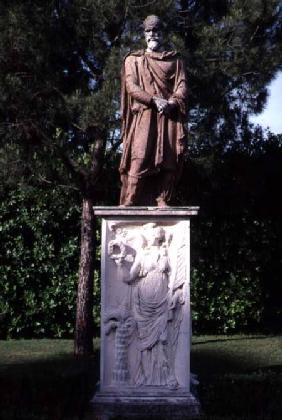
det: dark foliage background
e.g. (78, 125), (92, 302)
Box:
(187, 132), (282, 333)
(1, 133), (282, 337)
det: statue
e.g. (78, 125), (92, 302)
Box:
(119, 15), (188, 207)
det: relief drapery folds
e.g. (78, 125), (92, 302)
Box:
(105, 222), (186, 388)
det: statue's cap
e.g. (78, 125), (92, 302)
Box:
(143, 15), (162, 30)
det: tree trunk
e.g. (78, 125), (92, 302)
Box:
(74, 197), (95, 355)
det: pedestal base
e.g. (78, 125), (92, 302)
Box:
(91, 389), (201, 419)
(91, 207), (200, 420)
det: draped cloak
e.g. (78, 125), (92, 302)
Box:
(119, 50), (188, 181)
(133, 247), (171, 385)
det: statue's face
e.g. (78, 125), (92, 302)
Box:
(144, 26), (163, 52)
(146, 227), (165, 246)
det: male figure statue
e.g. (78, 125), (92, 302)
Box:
(119, 15), (188, 207)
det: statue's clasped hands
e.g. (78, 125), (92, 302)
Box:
(153, 97), (176, 115)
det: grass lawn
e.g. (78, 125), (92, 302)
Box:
(0, 335), (281, 419)
(191, 335), (282, 419)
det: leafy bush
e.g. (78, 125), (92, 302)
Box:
(1, 157), (282, 337)
(0, 186), (80, 338)
(191, 215), (282, 333)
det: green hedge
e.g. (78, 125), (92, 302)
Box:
(1, 184), (281, 338)
(191, 214), (282, 333)
(0, 186), (80, 338)
(191, 217), (263, 333)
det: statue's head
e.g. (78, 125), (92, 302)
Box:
(143, 222), (166, 246)
(143, 15), (163, 52)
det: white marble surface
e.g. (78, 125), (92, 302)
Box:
(96, 208), (198, 397)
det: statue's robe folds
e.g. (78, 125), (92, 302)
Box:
(133, 248), (174, 386)
(119, 50), (188, 205)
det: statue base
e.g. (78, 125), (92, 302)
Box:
(91, 206), (200, 419)
(91, 389), (200, 419)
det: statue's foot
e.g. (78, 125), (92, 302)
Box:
(167, 375), (179, 390)
(119, 200), (134, 207)
(156, 197), (169, 207)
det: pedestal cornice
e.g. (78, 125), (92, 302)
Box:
(93, 206), (199, 217)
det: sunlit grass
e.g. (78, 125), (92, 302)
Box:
(0, 338), (99, 366)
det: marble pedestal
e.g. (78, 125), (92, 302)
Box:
(91, 207), (200, 419)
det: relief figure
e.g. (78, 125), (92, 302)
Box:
(106, 222), (186, 389)
(124, 223), (178, 388)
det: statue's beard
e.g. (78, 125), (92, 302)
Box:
(147, 39), (161, 51)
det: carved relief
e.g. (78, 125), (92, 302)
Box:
(104, 308), (135, 384)
(104, 222), (186, 389)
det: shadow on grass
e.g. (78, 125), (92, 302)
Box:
(0, 350), (100, 420)
(1, 338), (281, 420)
(198, 371), (282, 420)
(251, 364), (282, 374)
(191, 340), (282, 419)
(191, 346), (261, 377)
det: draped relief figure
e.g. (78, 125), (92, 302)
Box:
(125, 224), (178, 388)
(105, 222), (185, 388)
